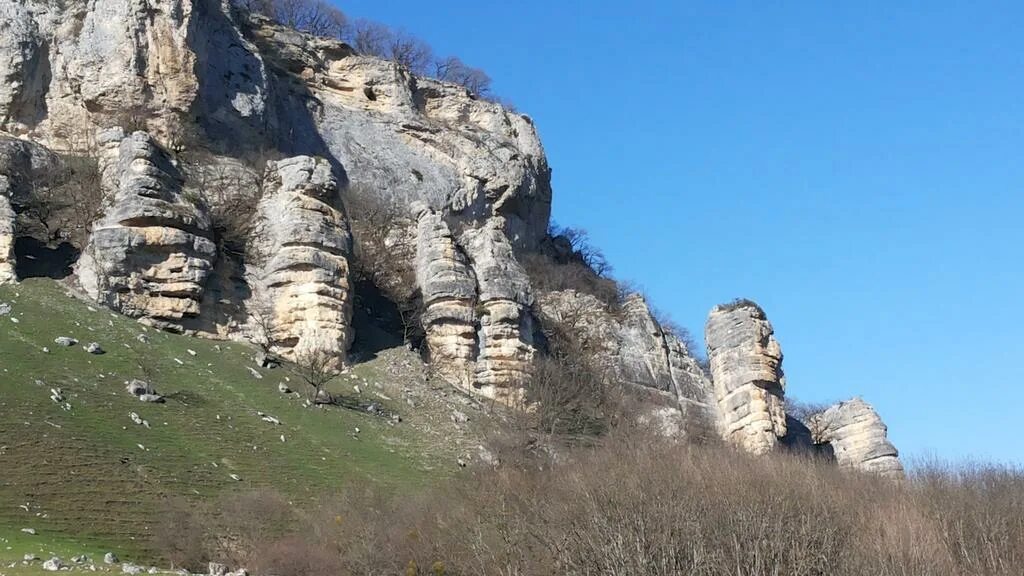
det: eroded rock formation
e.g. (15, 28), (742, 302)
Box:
(414, 203), (477, 387)
(535, 290), (716, 434)
(705, 301), (787, 454)
(78, 129), (216, 329)
(249, 156), (353, 364)
(462, 218), (535, 403)
(809, 398), (904, 478)
(0, 194), (13, 284)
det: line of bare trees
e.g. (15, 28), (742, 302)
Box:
(230, 0), (495, 99)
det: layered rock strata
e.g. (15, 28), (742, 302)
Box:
(413, 203), (477, 387)
(78, 130), (216, 329)
(705, 301), (787, 454)
(809, 398), (904, 478)
(249, 156), (353, 364)
(461, 219), (535, 403)
(0, 194), (13, 283)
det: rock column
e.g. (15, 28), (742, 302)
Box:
(705, 301), (787, 454)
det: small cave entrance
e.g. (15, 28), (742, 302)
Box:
(349, 279), (424, 361)
(14, 237), (79, 279)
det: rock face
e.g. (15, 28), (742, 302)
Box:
(536, 290), (716, 433)
(414, 203), (477, 386)
(809, 398), (904, 478)
(462, 218), (535, 403)
(705, 301), (787, 454)
(78, 129), (216, 330)
(0, 194), (13, 283)
(249, 156), (353, 364)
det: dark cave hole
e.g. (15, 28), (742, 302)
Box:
(14, 237), (79, 279)
(350, 279), (423, 361)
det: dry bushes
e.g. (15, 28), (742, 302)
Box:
(155, 436), (1024, 576)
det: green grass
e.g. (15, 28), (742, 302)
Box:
(0, 279), (449, 568)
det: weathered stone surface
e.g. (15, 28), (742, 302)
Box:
(0, 1), (47, 132)
(462, 218), (534, 403)
(705, 301), (787, 454)
(809, 398), (904, 478)
(0, 194), (14, 283)
(249, 156), (353, 364)
(536, 289), (716, 432)
(414, 203), (477, 387)
(77, 129), (216, 329)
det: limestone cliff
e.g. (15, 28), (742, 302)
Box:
(536, 290), (716, 433)
(705, 301), (787, 454)
(414, 203), (477, 387)
(248, 156), (353, 364)
(0, 194), (13, 284)
(0, 0), (904, 473)
(78, 129), (217, 330)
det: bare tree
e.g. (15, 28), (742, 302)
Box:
(435, 56), (493, 97)
(388, 30), (433, 75)
(346, 19), (392, 58)
(292, 345), (342, 404)
(231, 0), (346, 38)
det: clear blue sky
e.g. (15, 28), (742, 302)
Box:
(336, 1), (1023, 465)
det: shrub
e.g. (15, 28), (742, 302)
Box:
(157, 440), (1024, 576)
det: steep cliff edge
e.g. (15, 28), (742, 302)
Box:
(0, 0), (903, 475)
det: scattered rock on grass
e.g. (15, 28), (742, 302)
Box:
(104, 553), (118, 564)
(54, 336), (77, 347)
(86, 342), (105, 354)
(42, 557), (63, 571)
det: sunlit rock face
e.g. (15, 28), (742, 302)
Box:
(461, 218), (535, 404)
(248, 156), (353, 365)
(0, 194), (13, 284)
(78, 129), (216, 330)
(414, 203), (477, 388)
(534, 290), (717, 436)
(705, 301), (787, 454)
(809, 398), (904, 479)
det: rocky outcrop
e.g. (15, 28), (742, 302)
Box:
(809, 398), (904, 478)
(535, 290), (716, 434)
(0, 1), (47, 131)
(414, 203), (477, 387)
(461, 219), (535, 403)
(249, 156), (353, 364)
(705, 301), (787, 454)
(0, 194), (14, 283)
(78, 129), (216, 329)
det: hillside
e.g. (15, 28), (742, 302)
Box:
(0, 279), (495, 571)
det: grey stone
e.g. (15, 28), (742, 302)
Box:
(706, 301), (787, 454)
(78, 131), (216, 330)
(85, 342), (105, 355)
(41, 557), (62, 571)
(248, 157), (352, 366)
(54, 337), (77, 347)
(808, 398), (904, 478)
(103, 553), (118, 565)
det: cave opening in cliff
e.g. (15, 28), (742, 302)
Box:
(13, 236), (79, 280)
(350, 279), (425, 360)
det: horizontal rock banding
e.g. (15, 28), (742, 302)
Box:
(809, 398), (904, 478)
(706, 301), (787, 454)
(79, 130), (216, 329)
(414, 204), (477, 388)
(249, 156), (353, 365)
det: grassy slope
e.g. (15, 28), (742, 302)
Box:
(0, 279), (454, 570)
